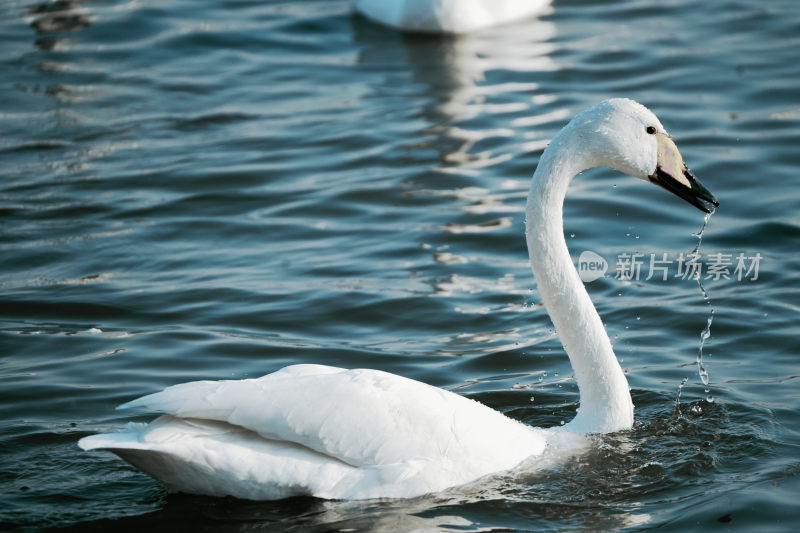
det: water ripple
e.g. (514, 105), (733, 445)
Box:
(1, 0), (798, 529)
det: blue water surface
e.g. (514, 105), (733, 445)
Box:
(1, 0), (799, 530)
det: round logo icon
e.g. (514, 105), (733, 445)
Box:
(577, 250), (608, 282)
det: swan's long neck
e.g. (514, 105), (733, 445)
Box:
(525, 129), (633, 434)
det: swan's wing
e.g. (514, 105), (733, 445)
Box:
(118, 364), (545, 472)
(79, 413), (482, 500)
(79, 415), (371, 500)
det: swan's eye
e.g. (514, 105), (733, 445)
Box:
(646, 126), (657, 135)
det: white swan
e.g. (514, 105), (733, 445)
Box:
(79, 99), (718, 501)
(354, 0), (551, 34)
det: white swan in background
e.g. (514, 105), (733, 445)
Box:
(79, 99), (718, 501)
(354, 0), (551, 34)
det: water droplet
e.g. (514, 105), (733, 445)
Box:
(570, 233), (575, 238)
(635, 316), (640, 321)
(560, 420), (565, 426)
(696, 299), (715, 387)
(530, 396), (535, 403)
(706, 394), (715, 403)
(699, 365), (709, 386)
(554, 371), (559, 377)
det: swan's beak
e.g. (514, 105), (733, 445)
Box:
(648, 133), (719, 213)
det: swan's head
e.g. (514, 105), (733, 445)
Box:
(573, 99), (719, 213)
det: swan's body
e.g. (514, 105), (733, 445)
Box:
(80, 99), (718, 500)
(80, 364), (545, 499)
(354, 0), (551, 34)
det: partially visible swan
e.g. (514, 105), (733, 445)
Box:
(79, 99), (718, 500)
(354, 0), (551, 34)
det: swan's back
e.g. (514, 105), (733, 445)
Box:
(80, 365), (547, 500)
(354, 0), (551, 34)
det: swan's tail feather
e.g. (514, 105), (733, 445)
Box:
(77, 415), (365, 500)
(78, 423), (149, 451)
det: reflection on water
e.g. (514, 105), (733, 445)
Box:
(352, 14), (565, 354)
(14, 0), (114, 181)
(356, 14), (560, 174)
(28, 0), (92, 50)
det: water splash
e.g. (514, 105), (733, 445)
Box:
(690, 211), (712, 256)
(673, 376), (689, 416)
(691, 211), (715, 402)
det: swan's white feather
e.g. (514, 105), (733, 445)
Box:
(80, 364), (546, 499)
(81, 416), (366, 500)
(354, 0), (551, 34)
